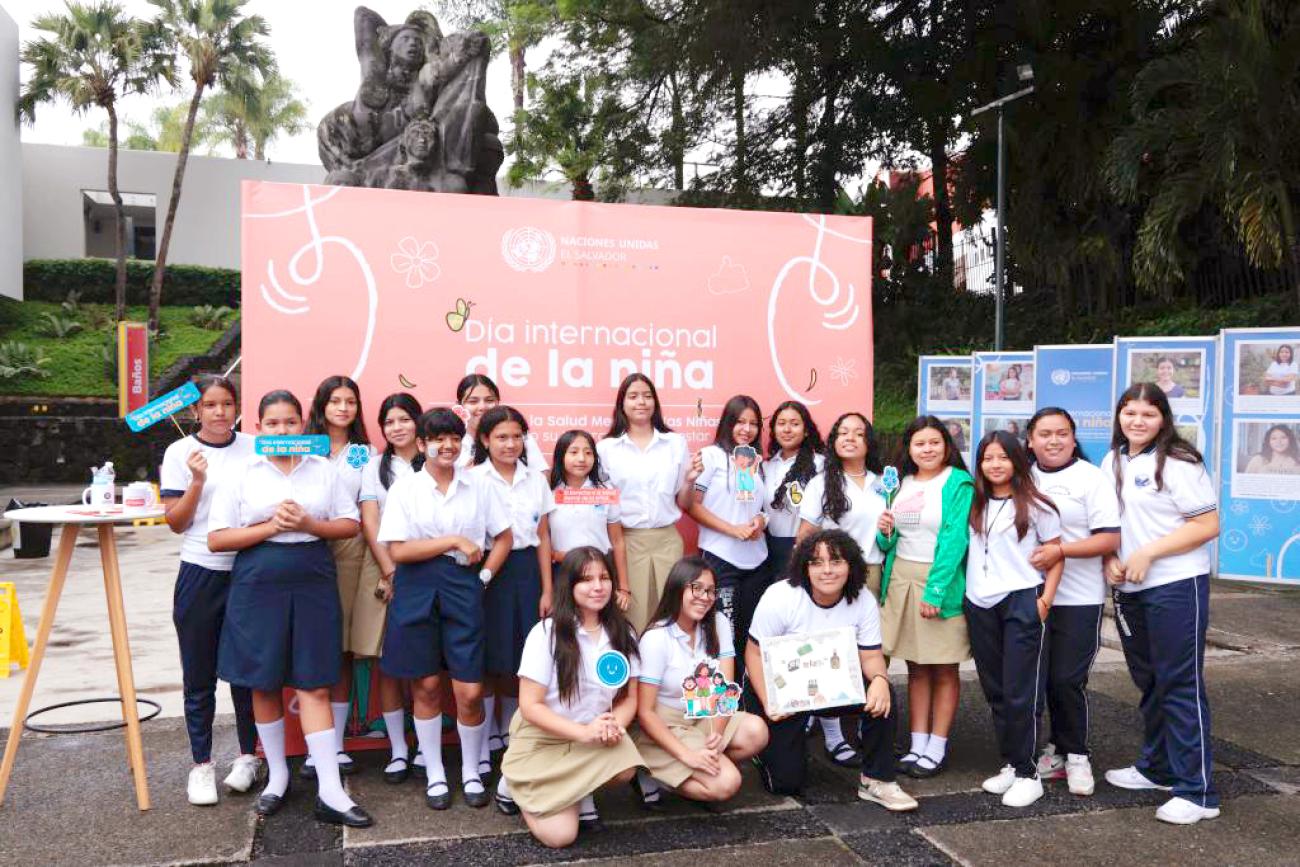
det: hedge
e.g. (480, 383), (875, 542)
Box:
(24, 259), (240, 307)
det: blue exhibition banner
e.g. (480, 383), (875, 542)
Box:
(125, 381), (201, 432)
(1033, 345), (1115, 464)
(1113, 336), (1218, 471)
(972, 351), (1034, 449)
(255, 435), (331, 457)
(917, 355), (974, 462)
(1216, 327), (1300, 584)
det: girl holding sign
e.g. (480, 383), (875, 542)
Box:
(378, 407), (513, 810)
(1100, 385), (1220, 825)
(965, 431), (1063, 808)
(876, 416), (973, 780)
(548, 430), (631, 609)
(633, 556), (768, 806)
(598, 374), (700, 632)
(499, 547), (643, 848)
(454, 373), (549, 469)
(160, 374), (259, 806)
(207, 390), (373, 827)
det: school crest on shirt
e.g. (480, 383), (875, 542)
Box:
(1134, 474), (1152, 489)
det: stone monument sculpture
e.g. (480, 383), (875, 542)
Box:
(317, 7), (504, 195)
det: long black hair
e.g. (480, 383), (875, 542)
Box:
(1109, 383), (1203, 506)
(821, 412), (884, 523)
(305, 375), (370, 444)
(899, 414), (968, 475)
(970, 431), (1058, 541)
(376, 392), (425, 489)
(473, 405), (530, 465)
(787, 529), (868, 604)
(644, 556), (721, 658)
(607, 373), (671, 438)
(257, 389), (301, 420)
(766, 400), (825, 511)
(1026, 406), (1088, 465)
(712, 394), (763, 453)
(549, 429), (606, 489)
(549, 547), (639, 704)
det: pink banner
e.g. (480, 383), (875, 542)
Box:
(240, 182), (872, 450)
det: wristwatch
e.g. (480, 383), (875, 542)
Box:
(479, 567), (493, 585)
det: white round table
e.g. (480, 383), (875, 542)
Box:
(0, 504), (165, 811)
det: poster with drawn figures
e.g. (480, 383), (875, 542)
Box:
(1217, 328), (1300, 584)
(918, 355), (974, 414)
(681, 659), (742, 719)
(1033, 345), (1115, 464)
(1114, 336), (1219, 472)
(972, 351), (1034, 452)
(759, 626), (866, 716)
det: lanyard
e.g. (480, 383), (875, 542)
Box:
(983, 498), (1010, 579)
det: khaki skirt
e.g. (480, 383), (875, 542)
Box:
(632, 703), (749, 788)
(348, 548), (390, 658)
(501, 712), (644, 816)
(330, 533), (368, 654)
(881, 558), (970, 664)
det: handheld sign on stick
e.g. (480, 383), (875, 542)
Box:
(595, 649), (630, 725)
(125, 381), (201, 434)
(880, 466), (900, 509)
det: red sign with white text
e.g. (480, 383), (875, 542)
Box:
(117, 321), (149, 417)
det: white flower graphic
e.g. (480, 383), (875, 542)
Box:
(1230, 501), (1249, 515)
(390, 237), (441, 288)
(829, 356), (859, 386)
(1249, 515), (1272, 536)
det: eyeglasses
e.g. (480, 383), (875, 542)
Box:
(687, 582), (717, 600)
(808, 557), (849, 570)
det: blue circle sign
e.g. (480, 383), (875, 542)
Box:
(595, 650), (630, 688)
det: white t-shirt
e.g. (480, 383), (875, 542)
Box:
(457, 433), (549, 470)
(329, 442), (375, 506)
(893, 468), (952, 563)
(377, 467), (510, 560)
(748, 578), (883, 650)
(358, 452), (415, 515)
(596, 430), (691, 529)
(471, 461), (555, 550)
(694, 444), (768, 569)
(637, 612), (736, 712)
(1032, 460), (1121, 606)
(799, 470), (887, 564)
(965, 498), (1062, 609)
(1100, 448), (1217, 592)
(762, 452), (825, 538)
(1266, 360), (1298, 395)
(207, 454), (359, 544)
(159, 432), (257, 570)
(550, 479), (622, 554)
(518, 618), (640, 724)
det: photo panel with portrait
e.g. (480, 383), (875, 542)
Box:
(980, 415), (1032, 445)
(1128, 348), (1205, 416)
(939, 416), (972, 457)
(981, 361), (1034, 414)
(1234, 340), (1300, 414)
(928, 365), (972, 412)
(1231, 419), (1300, 500)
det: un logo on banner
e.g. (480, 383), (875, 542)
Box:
(1051, 368), (1071, 386)
(501, 227), (557, 273)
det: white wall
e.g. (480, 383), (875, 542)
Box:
(0, 7), (21, 299)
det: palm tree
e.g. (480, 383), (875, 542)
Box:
(19, 1), (170, 322)
(204, 71), (308, 160)
(146, 0), (273, 332)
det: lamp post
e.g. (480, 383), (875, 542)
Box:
(971, 65), (1034, 351)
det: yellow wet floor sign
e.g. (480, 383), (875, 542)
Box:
(0, 582), (30, 677)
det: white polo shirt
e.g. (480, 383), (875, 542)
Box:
(1100, 448), (1217, 592)
(457, 433), (549, 470)
(1032, 459), (1121, 606)
(596, 429), (691, 529)
(358, 452), (415, 514)
(965, 498), (1062, 608)
(695, 444), (768, 569)
(638, 612), (736, 712)
(471, 461), (555, 550)
(762, 452), (825, 538)
(798, 470), (887, 564)
(160, 432), (257, 570)
(208, 454), (359, 544)
(377, 467), (510, 560)
(518, 618), (640, 724)
(330, 442), (375, 505)
(549, 479), (622, 554)
(748, 579), (883, 650)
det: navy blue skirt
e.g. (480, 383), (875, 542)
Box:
(217, 540), (342, 691)
(763, 533), (798, 582)
(381, 555), (485, 683)
(485, 547), (542, 677)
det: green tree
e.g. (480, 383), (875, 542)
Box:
(203, 71), (308, 159)
(146, 0), (273, 332)
(508, 65), (624, 199)
(443, 0), (557, 112)
(19, 1), (170, 322)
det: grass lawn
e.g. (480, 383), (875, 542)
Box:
(0, 299), (236, 398)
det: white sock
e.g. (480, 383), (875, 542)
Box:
(923, 734), (948, 763)
(305, 729), (355, 812)
(383, 709), (408, 763)
(496, 773), (512, 799)
(498, 696), (519, 742)
(331, 702), (351, 757)
(821, 716), (845, 748)
(909, 732), (929, 757)
(413, 715), (446, 786)
(579, 793), (597, 818)
(255, 718), (288, 798)
(636, 767), (661, 797)
(457, 719), (488, 792)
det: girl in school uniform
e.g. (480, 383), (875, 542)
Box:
(1025, 408), (1121, 796)
(356, 392), (424, 784)
(378, 407), (513, 810)
(965, 431), (1064, 808)
(472, 406), (557, 772)
(597, 374), (700, 632)
(303, 375), (373, 777)
(207, 390), (373, 828)
(632, 556), (768, 808)
(1100, 384), (1220, 825)
(160, 374), (259, 806)
(876, 415), (973, 780)
(796, 411), (888, 767)
(548, 430), (631, 610)
(454, 373), (549, 469)
(498, 546), (644, 847)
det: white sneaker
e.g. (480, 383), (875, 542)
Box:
(223, 754), (260, 793)
(1036, 743), (1065, 779)
(187, 763), (219, 806)
(1156, 796), (1221, 825)
(1105, 765), (1171, 791)
(857, 777), (919, 812)
(1002, 775), (1044, 808)
(982, 765), (1016, 795)
(1065, 754), (1094, 796)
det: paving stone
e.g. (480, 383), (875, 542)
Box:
(1247, 766), (1300, 795)
(557, 836), (865, 866)
(839, 829), (956, 866)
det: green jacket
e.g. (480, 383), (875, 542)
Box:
(876, 467), (974, 619)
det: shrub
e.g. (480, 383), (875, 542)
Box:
(0, 341), (52, 380)
(189, 304), (233, 330)
(23, 259), (241, 308)
(36, 311), (83, 338)
(61, 290), (82, 314)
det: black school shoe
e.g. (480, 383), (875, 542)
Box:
(254, 782), (291, 817)
(495, 791), (520, 815)
(908, 755), (945, 779)
(314, 798), (374, 828)
(425, 780), (451, 810)
(462, 781), (491, 808)
(895, 752), (921, 775)
(384, 756), (410, 785)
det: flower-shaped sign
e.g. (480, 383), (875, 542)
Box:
(345, 443), (371, 469)
(881, 465), (900, 507)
